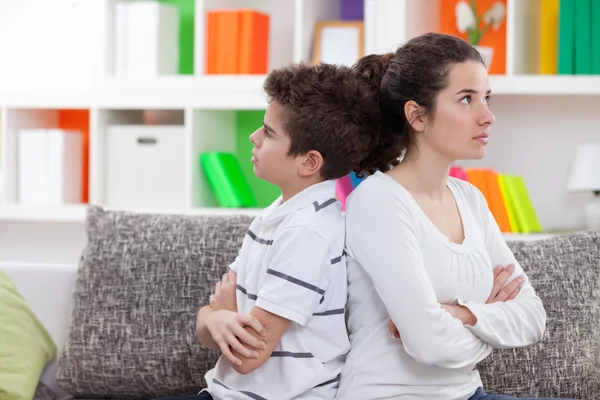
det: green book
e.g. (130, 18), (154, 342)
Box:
(498, 174), (521, 233)
(591, 0), (600, 73)
(575, 0), (591, 74)
(199, 152), (257, 208)
(505, 175), (542, 233)
(558, 0), (575, 74)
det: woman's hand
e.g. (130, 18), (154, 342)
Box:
(388, 264), (523, 338)
(486, 264), (524, 303)
(388, 319), (401, 340)
(388, 264), (524, 339)
(440, 304), (477, 326)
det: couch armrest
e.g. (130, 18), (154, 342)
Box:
(1, 262), (77, 397)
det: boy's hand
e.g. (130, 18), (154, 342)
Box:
(210, 270), (238, 312)
(206, 309), (267, 367)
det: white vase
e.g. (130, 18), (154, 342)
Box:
(475, 45), (494, 71)
(584, 193), (600, 230)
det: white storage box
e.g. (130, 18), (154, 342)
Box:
(17, 129), (82, 204)
(105, 125), (186, 208)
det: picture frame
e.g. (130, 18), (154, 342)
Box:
(312, 21), (364, 66)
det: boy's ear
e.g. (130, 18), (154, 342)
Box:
(299, 150), (324, 177)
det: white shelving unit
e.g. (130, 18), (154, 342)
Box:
(0, 0), (597, 240)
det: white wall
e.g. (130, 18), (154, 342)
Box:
(457, 94), (598, 232)
(0, 221), (86, 264)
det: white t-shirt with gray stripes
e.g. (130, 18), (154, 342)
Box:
(205, 179), (349, 400)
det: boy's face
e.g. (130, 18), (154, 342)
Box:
(249, 101), (303, 187)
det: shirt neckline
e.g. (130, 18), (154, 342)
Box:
(373, 171), (474, 253)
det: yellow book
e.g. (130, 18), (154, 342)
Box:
(497, 174), (520, 232)
(506, 175), (543, 233)
(540, 0), (560, 74)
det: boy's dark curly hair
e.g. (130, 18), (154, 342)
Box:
(263, 63), (380, 180)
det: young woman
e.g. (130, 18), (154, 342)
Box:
(337, 32), (571, 400)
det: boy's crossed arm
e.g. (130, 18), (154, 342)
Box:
(196, 270), (291, 374)
(197, 227), (331, 375)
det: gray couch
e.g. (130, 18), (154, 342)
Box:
(44, 206), (600, 399)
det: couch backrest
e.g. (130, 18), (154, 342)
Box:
(57, 206), (254, 399)
(57, 206), (600, 399)
(480, 230), (600, 399)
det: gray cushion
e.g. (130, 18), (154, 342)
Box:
(56, 206), (254, 399)
(478, 230), (600, 399)
(33, 382), (59, 400)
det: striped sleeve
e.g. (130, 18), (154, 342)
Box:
(255, 227), (330, 326)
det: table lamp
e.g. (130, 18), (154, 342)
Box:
(567, 144), (600, 230)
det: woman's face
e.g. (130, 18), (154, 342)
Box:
(420, 60), (495, 161)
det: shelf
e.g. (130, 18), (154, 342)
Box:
(488, 75), (600, 95)
(1, 75), (600, 111)
(0, 203), (261, 223)
(0, 76), (268, 109)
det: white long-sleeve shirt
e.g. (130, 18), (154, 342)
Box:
(336, 172), (546, 400)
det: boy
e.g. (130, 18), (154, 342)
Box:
(189, 62), (378, 400)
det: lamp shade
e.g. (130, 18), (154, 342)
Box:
(567, 144), (600, 192)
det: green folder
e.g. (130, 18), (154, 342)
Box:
(575, 0), (591, 74)
(199, 152), (257, 208)
(558, 0), (575, 74)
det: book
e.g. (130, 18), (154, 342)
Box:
(465, 168), (511, 232)
(336, 174), (354, 211)
(449, 165), (468, 181)
(591, 0), (600, 73)
(206, 10), (269, 74)
(505, 175), (542, 233)
(199, 152), (257, 208)
(17, 129), (82, 205)
(539, 0), (559, 74)
(497, 174), (520, 232)
(116, 2), (180, 77)
(558, 0), (575, 74)
(574, 0), (591, 74)
(350, 171), (365, 187)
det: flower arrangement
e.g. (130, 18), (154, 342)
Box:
(455, 0), (506, 46)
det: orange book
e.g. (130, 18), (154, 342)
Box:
(465, 168), (511, 232)
(58, 109), (89, 203)
(206, 10), (269, 74)
(465, 168), (489, 198)
(482, 169), (511, 232)
(239, 10), (269, 74)
(438, 0), (507, 74)
(205, 11), (220, 74)
(206, 10), (241, 74)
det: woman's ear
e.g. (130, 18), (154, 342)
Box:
(404, 100), (427, 133)
(299, 150), (324, 177)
